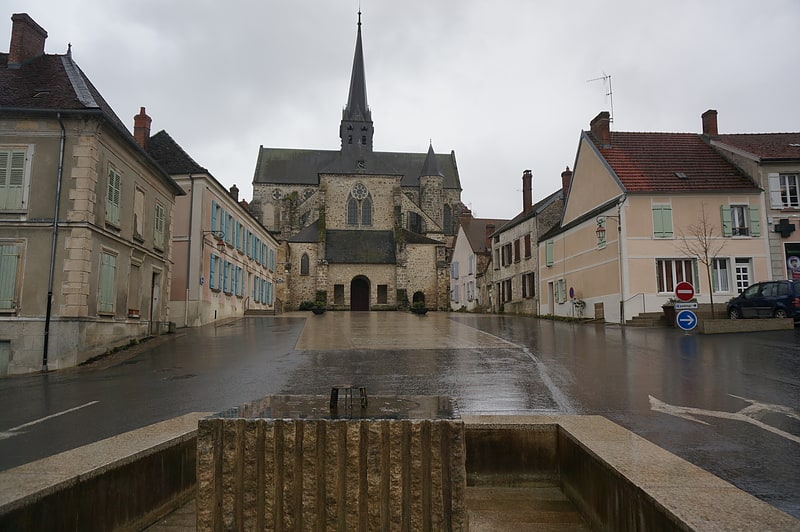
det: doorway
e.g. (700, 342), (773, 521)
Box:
(350, 277), (370, 311)
(150, 271), (161, 335)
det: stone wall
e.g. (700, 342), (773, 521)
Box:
(197, 418), (468, 531)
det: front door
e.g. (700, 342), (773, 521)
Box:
(150, 271), (161, 334)
(350, 277), (370, 311)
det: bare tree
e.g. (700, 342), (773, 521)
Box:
(676, 204), (726, 318)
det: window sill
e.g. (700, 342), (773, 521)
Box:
(105, 221), (121, 231)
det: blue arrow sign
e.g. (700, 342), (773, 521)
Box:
(676, 310), (697, 331)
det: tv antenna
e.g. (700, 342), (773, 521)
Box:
(587, 73), (614, 123)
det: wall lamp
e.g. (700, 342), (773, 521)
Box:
(202, 230), (226, 253)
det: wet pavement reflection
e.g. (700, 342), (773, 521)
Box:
(0, 312), (797, 518)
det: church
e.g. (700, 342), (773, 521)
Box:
(250, 13), (464, 311)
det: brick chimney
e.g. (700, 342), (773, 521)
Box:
(485, 223), (495, 249)
(561, 166), (573, 197)
(229, 184), (239, 202)
(590, 111), (612, 147)
(701, 109), (718, 136)
(8, 13), (47, 68)
(522, 169), (533, 213)
(133, 107), (152, 150)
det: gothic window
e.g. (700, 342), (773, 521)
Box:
(347, 197), (358, 225)
(300, 253), (310, 276)
(361, 195), (372, 226)
(443, 204), (452, 235)
(408, 211), (423, 234)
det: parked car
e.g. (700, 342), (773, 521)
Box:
(727, 280), (800, 320)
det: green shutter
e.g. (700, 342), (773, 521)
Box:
(546, 240), (554, 266)
(106, 169), (120, 225)
(748, 206), (760, 236)
(652, 206), (673, 238)
(0, 150), (26, 210)
(99, 253), (116, 313)
(720, 205), (732, 237)
(0, 244), (20, 309)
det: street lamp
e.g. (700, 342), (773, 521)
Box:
(202, 230), (226, 254)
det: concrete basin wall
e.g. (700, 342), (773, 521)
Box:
(196, 418), (468, 531)
(464, 416), (799, 531)
(0, 412), (209, 531)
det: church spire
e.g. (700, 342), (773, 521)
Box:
(340, 10), (373, 152)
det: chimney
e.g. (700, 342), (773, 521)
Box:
(133, 107), (152, 150)
(8, 13), (47, 68)
(590, 111), (612, 146)
(485, 223), (495, 249)
(230, 184), (239, 202)
(522, 169), (533, 213)
(561, 166), (573, 197)
(702, 109), (718, 136)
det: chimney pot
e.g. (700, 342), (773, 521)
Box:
(590, 111), (612, 147)
(522, 169), (533, 214)
(8, 13), (48, 68)
(230, 184), (239, 202)
(561, 166), (573, 198)
(133, 107), (152, 150)
(702, 109), (718, 136)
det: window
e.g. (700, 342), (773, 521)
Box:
(300, 253), (309, 276)
(768, 173), (800, 208)
(0, 148), (27, 211)
(451, 261), (459, 280)
(502, 279), (512, 302)
(452, 284), (460, 303)
(522, 272), (535, 299)
(347, 197), (358, 225)
(0, 244), (20, 310)
(502, 243), (512, 266)
(524, 234), (531, 258)
(133, 188), (145, 239)
(334, 284), (345, 305)
(361, 196), (372, 226)
(377, 284), (388, 304)
(408, 211), (423, 233)
(545, 240), (554, 267)
(494, 248), (500, 270)
(514, 239), (521, 262)
(154, 202), (165, 250)
(106, 167), (121, 226)
(712, 258), (730, 293)
(722, 205), (760, 237)
(656, 259), (696, 293)
(652, 205), (673, 238)
(209, 254), (217, 290)
(467, 280), (475, 302)
(98, 252), (117, 314)
(556, 279), (567, 304)
(223, 261), (230, 293)
(468, 254), (474, 275)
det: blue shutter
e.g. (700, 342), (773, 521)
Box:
(209, 254), (216, 289)
(211, 200), (217, 232)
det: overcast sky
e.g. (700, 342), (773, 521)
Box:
(6, 1), (799, 219)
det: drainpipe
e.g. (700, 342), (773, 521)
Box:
(617, 194), (627, 325)
(42, 114), (66, 372)
(185, 175), (194, 328)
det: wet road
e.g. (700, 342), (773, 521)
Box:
(0, 312), (797, 518)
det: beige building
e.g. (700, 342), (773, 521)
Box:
(249, 15), (462, 311)
(0, 14), (184, 374)
(488, 170), (564, 315)
(539, 112), (769, 323)
(142, 123), (280, 328)
(703, 110), (800, 282)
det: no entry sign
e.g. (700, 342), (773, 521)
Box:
(675, 281), (695, 302)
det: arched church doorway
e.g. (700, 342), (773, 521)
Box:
(412, 291), (426, 305)
(350, 277), (370, 311)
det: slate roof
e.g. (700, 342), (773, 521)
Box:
(492, 189), (563, 236)
(326, 230), (396, 264)
(287, 221), (320, 243)
(715, 133), (800, 161)
(254, 147), (461, 190)
(148, 130), (209, 175)
(459, 217), (509, 254)
(586, 131), (759, 193)
(0, 51), (184, 195)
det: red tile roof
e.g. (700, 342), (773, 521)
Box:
(460, 217), (509, 254)
(589, 131), (759, 193)
(716, 133), (800, 160)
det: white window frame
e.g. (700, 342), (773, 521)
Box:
(154, 202), (165, 250)
(0, 146), (32, 212)
(656, 258), (696, 294)
(734, 258), (752, 294)
(729, 205), (749, 236)
(711, 258), (730, 293)
(768, 173), (800, 209)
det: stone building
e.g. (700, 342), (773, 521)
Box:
(0, 14), (184, 374)
(250, 14), (463, 310)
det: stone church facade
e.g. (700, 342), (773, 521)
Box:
(250, 14), (463, 311)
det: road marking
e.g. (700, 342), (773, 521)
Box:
(0, 401), (99, 441)
(649, 395), (800, 444)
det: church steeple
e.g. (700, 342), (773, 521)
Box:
(340, 10), (374, 153)
(420, 142), (444, 177)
